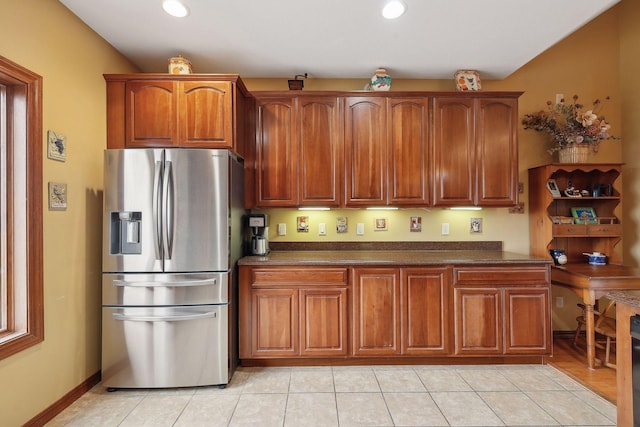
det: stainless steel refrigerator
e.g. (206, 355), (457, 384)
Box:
(101, 148), (244, 389)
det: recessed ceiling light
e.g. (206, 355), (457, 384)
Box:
(382, 0), (407, 19)
(162, 0), (189, 18)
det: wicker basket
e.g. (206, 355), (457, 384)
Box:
(558, 144), (590, 163)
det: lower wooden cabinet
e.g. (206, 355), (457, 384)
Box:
(453, 267), (551, 355)
(239, 263), (550, 362)
(239, 267), (348, 358)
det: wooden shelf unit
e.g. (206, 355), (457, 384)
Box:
(528, 163), (623, 265)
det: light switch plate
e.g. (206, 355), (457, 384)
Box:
(277, 223), (286, 236)
(441, 223), (449, 235)
(318, 223), (326, 236)
(356, 223), (365, 235)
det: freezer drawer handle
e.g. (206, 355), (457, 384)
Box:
(112, 278), (217, 287)
(112, 311), (217, 322)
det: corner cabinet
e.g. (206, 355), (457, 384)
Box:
(104, 74), (254, 157)
(528, 163), (623, 264)
(433, 96), (519, 207)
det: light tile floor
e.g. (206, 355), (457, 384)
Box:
(46, 364), (616, 427)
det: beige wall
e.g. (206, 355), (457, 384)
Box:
(0, 0), (635, 424)
(0, 1), (138, 425)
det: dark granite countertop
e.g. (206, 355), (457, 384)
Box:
(238, 250), (551, 267)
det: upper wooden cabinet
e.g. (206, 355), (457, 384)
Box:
(433, 96), (519, 207)
(344, 96), (430, 206)
(255, 95), (342, 207)
(104, 74), (253, 155)
(252, 90), (521, 208)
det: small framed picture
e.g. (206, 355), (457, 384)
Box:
(336, 217), (348, 233)
(47, 130), (66, 161)
(48, 182), (67, 210)
(410, 216), (422, 232)
(571, 207), (597, 224)
(296, 216), (309, 232)
(546, 179), (561, 197)
(374, 217), (388, 231)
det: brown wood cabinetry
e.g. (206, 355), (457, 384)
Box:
(105, 74), (252, 154)
(252, 91), (520, 208)
(352, 268), (400, 355)
(239, 267), (349, 358)
(344, 97), (430, 206)
(352, 267), (450, 356)
(239, 262), (548, 363)
(402, 267), (450, 355)
(453, 266), (551, 355)
(433, 97), (519, 207)
(528, 163), (622, 264)
(255, 95), (342, 207)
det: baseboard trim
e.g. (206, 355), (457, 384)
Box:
(23, 371), (101, 427)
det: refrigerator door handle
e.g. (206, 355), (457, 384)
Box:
(152, 160), (163, 260)
(112, 278), (217, 287)
(112, 311), (218, 322)
(162, 160), (174, 260)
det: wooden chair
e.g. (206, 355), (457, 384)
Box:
(573, 300), (617, 369)
(594, 299), (617, 369)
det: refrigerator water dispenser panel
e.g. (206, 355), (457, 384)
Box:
(110, 211), (142, 254)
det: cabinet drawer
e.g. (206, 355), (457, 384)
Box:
(454, 267), (549, 286)
(251, 268), (348, 285)
(553, 223), (621, 237)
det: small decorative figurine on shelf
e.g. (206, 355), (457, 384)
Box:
(168, 55), (192, 74)
(370, 68), (392, 91)
(455, 70), (481, 91)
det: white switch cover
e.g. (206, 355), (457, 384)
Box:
(356, 223), (365, 235)
(277, 223), (286, 236)
(441, 223), (450, 235)
(318, 223), (327, 236)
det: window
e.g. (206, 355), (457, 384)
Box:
(0, 56), (43, 360)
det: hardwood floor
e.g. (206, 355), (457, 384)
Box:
(547, 334), (617, 404)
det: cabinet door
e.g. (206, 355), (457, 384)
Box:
(402, 268), (450, 355)
(388, 98), (430, 205)
(251, 289), (298, 357)
(504, 288), (550, 354)
(476, 98), (518, 205)
(256, 98), (298, 206)
(300, 288), (348, 356)
(299, 97), (342, 206)
(433, 98), (475, 206)
(454, 288), (502, 354)
(179, 81), (232, 148)
(353, 268), (400, 355)
(345, 97), (387, 206)
(125, 81), (178, 147)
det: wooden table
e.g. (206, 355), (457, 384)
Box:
(551, 263), (640, 369)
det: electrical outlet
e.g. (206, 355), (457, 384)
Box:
(356, 223), (365, 235)
(318, 223), (326, 236)
(277, 223), (286, 236)
(441, 223), (449, 235)
(556, 296), (564, 308)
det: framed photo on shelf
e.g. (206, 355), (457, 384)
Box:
(571, 207), (597, 224)
(546, 179), (562, 197)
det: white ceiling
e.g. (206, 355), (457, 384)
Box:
(59, 0), (620, 80)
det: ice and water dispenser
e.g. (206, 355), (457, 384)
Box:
(110, 211), (142, 254)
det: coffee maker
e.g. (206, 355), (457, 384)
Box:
(248, 214), (269, 255)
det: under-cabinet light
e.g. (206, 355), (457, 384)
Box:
(448, 207), (483, 211)
(298, 207), (331, 211)
(162, 0), (190, 17)
(366, 206), (399, 210)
